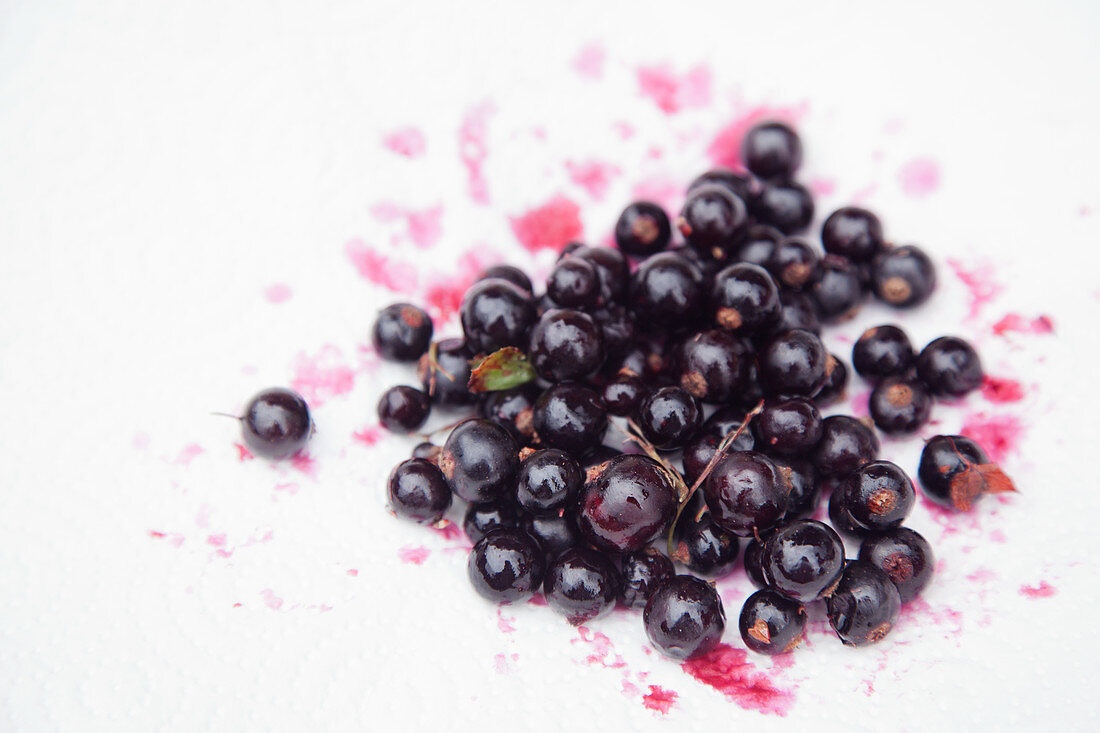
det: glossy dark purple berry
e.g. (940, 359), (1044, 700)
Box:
(570, 245), (630, 304)
(916, 336), (983, 397)
(702, 408), (759, 449)
(688, 168), (756, 202)
(772, 457), (818, 521)
(869, 377), (933, 434)
(827, 561), (901, 646)
(872, 245), (936, 308)
(467, 529), (546, 603)
(478, 265), (533, 294)
(737, 224), (783, 266)
(478, 384), (539, 445)
(678, 185), (748, 258)
(672, 509), (741, 579)
(523, 511), (582, 561)
(775, 290), (822, 335)
(629, 252), (705, 329)
(387, 458), (451, 524)
(532, 383), (608, 455)
(620, 548), (675, 610)
(704, 451), (788, 537)
(852, 325), (915, 382)
(547, 258), (600, 310)
(578, 454), (679, 554)
(743, 537), (769, 589)
(742, 121), (802, 180)
(821, 207), (883, 262)
(739, 589), (806, 655)
(377, 385), (431, 433)
(636, 386), (702, 450)
(766, 238), (820, 291)
(676, 330), (750, 404)
(813, 415), (880, 478)
(602, 375), (648, 417)
(460, 278), (536, 353)
(418, 338), (475, 407)
(439, 418), (520, 503)
(241, 387), (312, 458)
(593, 305), (635, 355)
(711, 263), (781, 335)
(918, 435), (1015, 511)
(515, 449), (583, 515)
(814, 354), (848, 407)
(544, 547), (620, 625)
(762, 519), (845, 601)
(463, 499), (522, 544)
(859, 527), (934, 604)
(372, 303), (434, 361)
(528, 308), (604, 382)
(750, 181), (814, 234)
(681, 428), (755, 486)
(411, 442), (440, 462)
(757, 398), (823, 456)
(834, 461), (915, 533)
(616, 201), (672, 258)
(758, 329), (828, 398)
(644, 575), (726, 660)
(810, 254), (863, 322)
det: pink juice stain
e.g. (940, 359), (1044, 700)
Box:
(565, 159), (621, 201)
(636, 63), (712, 114)
(371, 202), (444, 249)
(234, 443), (255, 462)
(509, 195), (584, 254)
(459, 102), (494, 205)
(960, 413), (1023, 463)
(572, 42), (605, 79)
(290, 345), (356, 406)
(706, 103), (808, 170)
(345, 239), (419, 291)
(981, 376), (1025, 403)
(352, 425), (383, 446)
(992, 313), (1055, 337)
(642, 685), (678, 714)
(1019, 581), (1057, 599)
(260, 589), (284, 610)
(263, 283), (292, 303)
(947, 259), (1002, 320)
(397, 545), (430, 565)
(573, 626), (626, 669)
(382, 126), (426, 158)
(175, 443), (204, 466)
(681, 643), (795, 716)
(898, 157), (941, 197)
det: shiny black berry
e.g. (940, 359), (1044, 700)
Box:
(772, 457), (818, 520)
(523, 509), (582, 561)
(636, 386), (702, 450)
(810, 254), (863, 322)
(463, 499), (522, 544)
(852, 325), (915, 382)
(620, 548), (675, 609)
(372, 303), (434, 361)
(918, 434), (1015, 511)
(739, 589), (806, 655)
(859, 527), (934, 603)
(827, 561), (901, 646)
(616, 201), (672, 258)
(547, 258), (600, 310)
(869, 377), (933, 434)
(757, 398), (823, 456)
(702, 408), (759, 449)
(833, 460), (915, 533)
(672, 509), (741, 579)
(377, 385), (431, 433)
(478, 384), (539, 445)
(813, 354), (848, 407)
(681, 428), (755, 486)
(544, 547), (620, 625)
(593, 305), (636, 355)
(460, 278), (536, 353)
(743, 122), (802, 180)
(743, 537), (769, 589)
(688, 168), (756, 202)
(872, 245), (936, 308)
(766, 238), (820, 291)
(676, 330), (750, 404)
(578, 454), (679, 554)
(602, 375), (648, 417)
(678, 184), (748, 258)
(571, 245), (630, 304)
(750, 181), (814, 234)
(915, 336), (983, 397)
(821, 207), (883, 262)
(762, 519), (845, 601)
(439, 418), (520, 503)
(478, 265), (533, 294)
(515, 449), (583, 515)
(775, 290), (822, 335)
(813, 415), (880, 478)
(528, 308), (605, 382)
(644, 575), (726, 660)
(532, 383), (608, 455)
(711, 263), (781, 335)
(758, 329), (828, 398)
(704, 451), (788, 537)
(629, 252), (705, 330)
(241, 387), (312, 458)
(411, 442), (440, 462)
(468, 529), (546, 603)
(737, 224), (783, 266)
(418, 338), (475, 407)
(387, 458), (452, 524)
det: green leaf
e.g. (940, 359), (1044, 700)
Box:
(467, 347), (537, 392)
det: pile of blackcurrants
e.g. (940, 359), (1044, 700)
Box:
(239, 121), (1015, 661)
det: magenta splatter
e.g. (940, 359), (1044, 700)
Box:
(808, 177), (836, 197)
(947, 259), (1003, 320)
(207, 533), (227, 547)
(397, 545), (430, 565)
(960, 413), (1022, 463)
(133, 432), (150, 450)
(613, 121), (636, 140)
(681, 643), (794, 716)
(371, 202), (444, 250)
(849, 183), (878, 205)
(573, 626), (627, 669)
(849, 389), (871, 419)
(966, 567), (997, 583)
(345, 239), (418, 291)
(642, 685), (678, 714)
(631, 178), (682, 216)
(900, 598), (963, 636)
(622, 679), (640, 697)
(992, 313), (1055, 336)
(636, 64), (712, 114)
(175, 443), (204, 466)
(898, 158), (940, 197)
(352, 425), (383, 447)
(1020, 581), (1057, 599)
(290, 451), (317, 476)
(260, 589), (284, 610)
(148, 530), (185, 548)
(565, 159), (621, 200)
(263, 283), (292, 303)
(572, 42), (605, 79)
(234, 443), (255, 462)
(981, 376), (1025, 403)
(429, 521), (466, 543)
(424, 248), (495, 323)
(526, 594), (548, 607)
(290, 345), (356, 406)
(496, 607), (516, 634)
(493, 653), (511, 674)
(459, 102), (494, 204)
(509, 195), (584, 254)
(347, 569), (358, 577)
(706, 103), (807, 170)
(382, 126), (426, 158)
(990, 529), (1007, 543)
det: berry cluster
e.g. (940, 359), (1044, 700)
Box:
(235, 121), (1016, 662)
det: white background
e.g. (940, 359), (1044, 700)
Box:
(2, 1), (1099, 731)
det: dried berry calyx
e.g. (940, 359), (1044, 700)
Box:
(949, 461), (1017, 511)
(467, 347), (537, 392)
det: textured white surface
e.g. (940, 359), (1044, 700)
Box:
(1, 1), (1099, 731)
